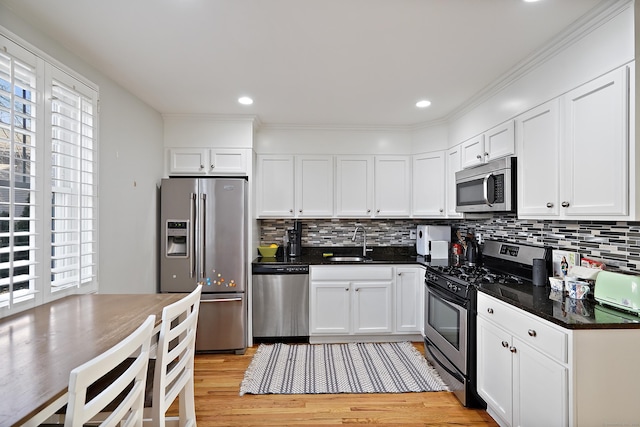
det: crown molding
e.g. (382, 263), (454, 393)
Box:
(446, 0), (633, 122)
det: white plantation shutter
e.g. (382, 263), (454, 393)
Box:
(50, 76), (97, 291)
(0, 43), (38, 307)
(0, 31), (99, 316)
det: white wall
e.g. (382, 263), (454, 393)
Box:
(448, 1), (635, 146)
(255, 126), (414, 155)
(0, 4), (165, 294)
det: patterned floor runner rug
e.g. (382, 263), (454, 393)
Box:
(239, 341), (448, 395)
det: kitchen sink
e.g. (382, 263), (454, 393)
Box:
(326, 256), (370, 262)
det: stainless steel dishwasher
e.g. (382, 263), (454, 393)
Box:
(252, 264), (309, 342)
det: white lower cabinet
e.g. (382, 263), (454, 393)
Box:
(310, 265), (423, 340)
(477, 293), (568, 427)
(395, 267), (424, 333)
(478, 292), (640, 427)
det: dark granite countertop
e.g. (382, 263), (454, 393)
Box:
(252, 245), (640, 330)
(477, 282), (640, 330)
(252, 246), (427, 266)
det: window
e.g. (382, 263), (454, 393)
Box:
(0, 32), (98, 316)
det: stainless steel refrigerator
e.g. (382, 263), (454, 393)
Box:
(160, 177), (247, 354)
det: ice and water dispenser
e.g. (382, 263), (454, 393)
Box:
(165, 220), (189, 257)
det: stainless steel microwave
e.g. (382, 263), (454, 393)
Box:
(455, 157), (516, 213)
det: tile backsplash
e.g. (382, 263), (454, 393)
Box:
(260, 216), (640, 275)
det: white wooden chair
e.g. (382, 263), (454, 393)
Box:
(148, 285), (202, 427)
(63, 314), (156, 427)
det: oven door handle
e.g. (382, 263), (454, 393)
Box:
(426, 282), (468, 309)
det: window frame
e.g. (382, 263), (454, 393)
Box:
(0, 28), (99, 318)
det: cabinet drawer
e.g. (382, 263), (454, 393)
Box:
(478, 293), (568, 363)
(311, 266), (393, 281)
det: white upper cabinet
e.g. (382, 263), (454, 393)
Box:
(256, 155), (295, 217)
(445, 145), (463, 218)
(168, 148), (247, 175)
(562, 66), (629, 217)
(517, 66), (631, 220)
(336, 156), (374, 217)
(374, 156), (411, 217)
(516, 99), (561, 217)
(412, 151), (445, 217)
(461, 121), (515, 169)
(295, 155), (334, 218)
(460, 134), (485, 169)
(485, 121), (515, 163)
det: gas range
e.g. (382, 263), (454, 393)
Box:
(427, 240), (552, 296)
(422, 240), (551, 409)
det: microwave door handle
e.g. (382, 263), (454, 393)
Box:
(483, 173), (494, 207)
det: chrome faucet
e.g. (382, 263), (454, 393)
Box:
(352, 225), (372, 257)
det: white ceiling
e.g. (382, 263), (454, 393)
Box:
(1, 0), (605, 127)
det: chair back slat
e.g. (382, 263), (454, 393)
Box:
(152, 285), (202, 426)
(64, 315), (156, 427)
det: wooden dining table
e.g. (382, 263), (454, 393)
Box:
(0, 293), (185, 427)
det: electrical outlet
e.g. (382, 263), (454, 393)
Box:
(410, 229), (417, 240)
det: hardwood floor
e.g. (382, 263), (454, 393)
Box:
(190, 343), (499, 426)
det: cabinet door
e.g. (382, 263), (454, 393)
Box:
(168, 148), (208, 175)
(352, 281), (392, 334)
(310, 281), (351, 334)
(484, 120), (515, 162)
(516, 100), (561, 217)
(445, 145), (463, 218)
(477, 317), (513, 426)
(296, 155), (334, 217)
(395, 267), (424, 333)
(208, 149), (247, 174)
(412, 152), (445, 217)
(460, 135), (485, 169)
(374, 156), (411, 217)
(513, 338), (568, 427)
(562, 66), (629, 216)
(335, 156), (373, 217)
(256, 155), (295, 217)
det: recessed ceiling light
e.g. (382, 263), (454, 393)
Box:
(416, 100), (431, 108)
(238, 96), (253, 105)
(523, 0), (542, 3)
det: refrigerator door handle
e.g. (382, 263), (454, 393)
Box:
(190, 192), (197, 278)
(200, 192), (206, 278)
(201, 297), (243, 303)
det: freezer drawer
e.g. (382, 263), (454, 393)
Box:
(195, 293), (246, 354)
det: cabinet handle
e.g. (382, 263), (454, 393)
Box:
(355, 288), (360, 292)
(561, 201), (570, 208)
(476, 154), (482, 160)
(376, 209), (380, 213)
(439, 208), (443, 213)
(398, 273), (402, 276)
(528, 329), (537, 337)
(299, 209), (303, 213)
(367, 209), (371, 213)
(484, 152), (489, 157)
(200, 164), (205, 169)
(501, 341), (509, 348)
(487, 308), (494, 314)
(546, 202), (554, 208)
(289, 209), (293, 213)
(345, 288), (349, 291)
(210, 164), (215, 169)
(509, 346), (517, 353)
